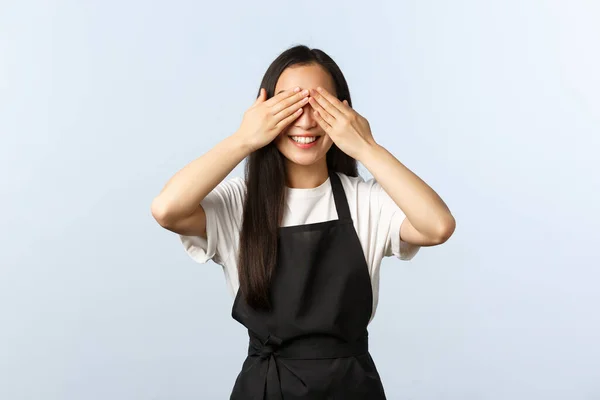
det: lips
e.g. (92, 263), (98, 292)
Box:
(288, 134), (321, 138)
(289, 135), (320, 140)
(288, 135), (321, 148)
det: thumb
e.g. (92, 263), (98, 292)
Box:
(254, 88), (266, 105)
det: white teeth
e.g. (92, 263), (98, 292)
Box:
(291, 136), (317, 144)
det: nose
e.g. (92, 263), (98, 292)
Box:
(294, 101), (318, 129)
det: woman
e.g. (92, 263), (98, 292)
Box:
(151, 44), (455, 399)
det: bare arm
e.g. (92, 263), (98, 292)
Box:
(359, 143), (456, 246)
(150, 133), (251, 236)
(151, 87), (311, 237)
(306, 86), (455, 247)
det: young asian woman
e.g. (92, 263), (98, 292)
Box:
(151, 44), (455, 400)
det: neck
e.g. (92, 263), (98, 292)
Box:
(285, 160), (329, 189)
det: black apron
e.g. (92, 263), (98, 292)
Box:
(230, 170), (387, 400)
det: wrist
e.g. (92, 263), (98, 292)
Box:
(357, 141), (383, 164)
(229, 131), (255, 156)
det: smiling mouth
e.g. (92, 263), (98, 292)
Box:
(289, 135), (320, 144)
(287, 135), (322, 148)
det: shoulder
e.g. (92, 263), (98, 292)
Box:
(335, 171), (365, 189)
(206, 176), (246, 204)
(334, 171), (380, 198)
(200, 176), (246, 228)
(219, 176), (246, 192)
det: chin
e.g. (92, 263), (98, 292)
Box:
(284, 154), (325, 166)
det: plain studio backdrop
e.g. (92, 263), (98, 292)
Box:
(1, 0), (599, 399)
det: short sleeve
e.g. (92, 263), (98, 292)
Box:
(178, 176), (246, 267)
(372, 180), (420, 261)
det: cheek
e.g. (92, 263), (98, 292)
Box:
(274, 132), (290, 152)
(275, 127), (291, 143)
(321, 135), (334, 149)
(273, 133), (284, 146)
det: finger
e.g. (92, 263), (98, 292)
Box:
(309, 88), (347, 120)
(316, 87), (350, 113)
(264, 87), (301, 108)
(275, 107), (304, 130)
(308, 95), (336, 125)
(253, 88), (266, 105)
(315, 87), (353, 117)
(312, 109), (332, 132)
(273, 94), (310, 124)
(271, 88), (310, 116)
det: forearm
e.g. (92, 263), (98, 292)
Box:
(151, 132), (251, 223)
(359, 143), (454, 240)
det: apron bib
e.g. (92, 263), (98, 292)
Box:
(230, 170), (387, 400)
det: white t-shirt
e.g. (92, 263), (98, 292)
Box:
(178, 171), (420, 322)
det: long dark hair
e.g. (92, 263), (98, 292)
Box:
(238, 44), (358, 310)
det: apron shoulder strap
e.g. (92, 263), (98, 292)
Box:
(329, 170), (351, 221)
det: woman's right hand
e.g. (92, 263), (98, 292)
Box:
(235, 87), (311, 152)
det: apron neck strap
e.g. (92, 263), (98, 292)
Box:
(328, 170), (351, 221)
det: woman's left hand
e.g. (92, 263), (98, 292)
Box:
(308, 87), (377, 160)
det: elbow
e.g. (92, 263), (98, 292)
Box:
(433, 214), (456, 244)
(151, 197), (173, 228)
